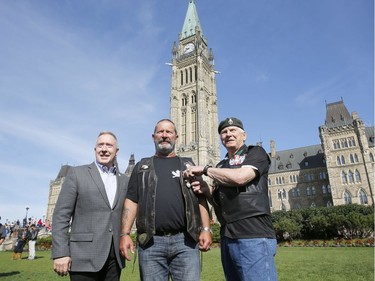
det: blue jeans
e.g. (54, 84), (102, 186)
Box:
(138, 232), (200, 281)
(221, 237), (278, 281)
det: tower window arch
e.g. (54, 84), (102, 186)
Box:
(180, 70), (183, 86)
(189, 67), (193, 83)
(185, 69), (188, 84)
(182, 94), (187, 106)
(191, 93), (196, 104)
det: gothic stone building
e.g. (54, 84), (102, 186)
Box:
(268, 100), (374, 211)
(46, 1), (374, 223)
(169, 0), (220, 167)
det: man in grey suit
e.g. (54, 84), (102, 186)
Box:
(52, 131), (128, 281)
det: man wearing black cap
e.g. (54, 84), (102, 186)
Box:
(184, 117), (278, 281)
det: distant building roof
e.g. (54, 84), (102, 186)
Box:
(269, 144), (325, 174)
(325, 100), (353, 128)
(365, 126), (374, 147)
(55, 165), (72, 180)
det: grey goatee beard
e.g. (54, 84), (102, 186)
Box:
(155, 141), (175, 156)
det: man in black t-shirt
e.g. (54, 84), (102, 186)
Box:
(184, 117), (278, 281)
(120, 119), (212, 281)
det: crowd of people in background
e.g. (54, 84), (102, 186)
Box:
(0, 216), (51, 260)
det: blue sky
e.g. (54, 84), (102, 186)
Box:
(0, 0), (373, 223)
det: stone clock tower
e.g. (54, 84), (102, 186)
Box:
(169, 0), (220, 167)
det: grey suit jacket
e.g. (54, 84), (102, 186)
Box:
(52, 162), (128, 272)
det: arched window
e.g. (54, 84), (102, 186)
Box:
(191, 93), (196, 104)
(341, 171), (347, 184)
(359, 189), (368, 204)
(341, 155), (345, 165)
(336, 156), (341, 165)
(341, 138), (348, 148)
(333, 140), (340, 149)
(350, 154), (354, 163)
(182, 96), (187, 106)
(296, 187), (300, 197)
(348, 170), (354, 183)
(348, 137), (356, 147)
(354, 154), (359, 163)
(180, 71), (183, 85)
(185, 69), (188, 84)
(355, 170), (361, 182)
(322, 185), (327, 194)
(344, 191), (352, 205)
(268, 178), (272, 185)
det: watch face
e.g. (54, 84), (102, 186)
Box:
(183, 43), (195, 54)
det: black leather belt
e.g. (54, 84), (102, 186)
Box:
(154, 229), (185, 236)
(237, 186), (247, 192)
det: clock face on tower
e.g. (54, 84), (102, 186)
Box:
(183, 43), (195, 54)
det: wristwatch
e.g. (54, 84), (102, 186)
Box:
(203, 165), (212, 176)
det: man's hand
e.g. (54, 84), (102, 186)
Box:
(53, 256), (72, 276)
(198, 230), (212, 252)
(119, 235), (135, 261)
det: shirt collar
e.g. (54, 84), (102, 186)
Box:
(95, 161), (117, 174)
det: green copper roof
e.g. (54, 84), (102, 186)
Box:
(181, 0), (204, 40)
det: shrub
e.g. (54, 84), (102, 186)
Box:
(36, 236), (52, 250)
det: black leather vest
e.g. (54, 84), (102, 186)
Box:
(135, 156), (201, 246)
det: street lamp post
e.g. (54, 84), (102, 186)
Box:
(25, 206), (29, 226)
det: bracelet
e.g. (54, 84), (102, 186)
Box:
(120, 232), (131, 237)
(202, 165), (212, 176)
(200, 226), (212, 233)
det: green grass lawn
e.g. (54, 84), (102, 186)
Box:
(0, 247), (373, 280)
